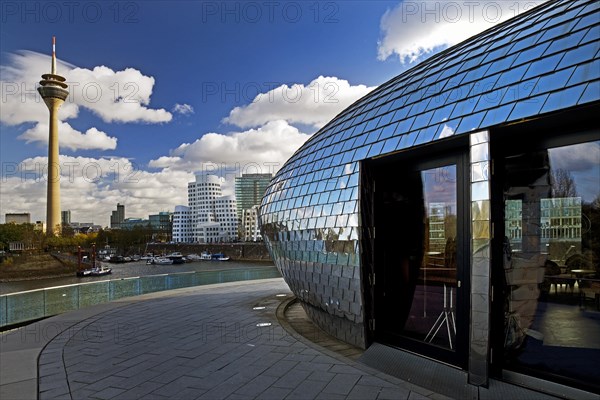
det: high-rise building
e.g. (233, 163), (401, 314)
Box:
(234, 173), (272, 220)
(172, 206), (192, 243)
(110, 203), (125, 229)
(242, 205), (262, 242)
(38, 37), (69, 236)
(172, 175), (237, 243)
(61, 210), (71, 225)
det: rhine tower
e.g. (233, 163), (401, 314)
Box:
(38, 37), (69, 235)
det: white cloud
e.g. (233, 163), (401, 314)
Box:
(0, 50), (172, 150)
(378, 1), (549, 63)
(18, 121), (117, 151)
(172, 103), (194, 115)
(151, 75), (371, 182)
(0, 155), (194, 224)
(68, 65), (172, 123)
(0, 51), (79, 125)
(150, 120), (310, 175)
(223, 76), (375, 129)
(549, 142), (600, 172)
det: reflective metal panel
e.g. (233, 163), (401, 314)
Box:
(259, 0), (598, 357)
(469, 130), (491, 386)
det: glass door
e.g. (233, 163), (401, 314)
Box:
(372, 154), (468, 366)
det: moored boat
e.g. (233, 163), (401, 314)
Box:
(148, 256), (174, 265)
(166, 252), (185, 264)
(89, 266), (112, 276)
(186, 253), (202, 261)
(212, 253), (230, 261)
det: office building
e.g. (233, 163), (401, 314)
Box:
(5, 213), (31, 224)
(234, 173), (272, 219)
(110, 203), (125, 229)
(61, 210), (71, 225)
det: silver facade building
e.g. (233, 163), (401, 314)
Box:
(260, 0), (599, 395)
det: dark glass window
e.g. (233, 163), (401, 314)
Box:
(502, 140), (600, 392)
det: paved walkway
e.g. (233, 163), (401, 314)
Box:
(2, 279), (438, 400)
(2, 278), (573, 399)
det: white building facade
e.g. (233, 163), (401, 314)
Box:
(242, 205), (262, 242)
(172, 205), (193, 243)
(172, 175), (238, 243)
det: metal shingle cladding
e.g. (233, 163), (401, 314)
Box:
(259, 0), (599, 327)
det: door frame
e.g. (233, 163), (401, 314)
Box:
(361, 141), (471, 368)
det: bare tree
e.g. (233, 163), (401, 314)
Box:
(551, 168), (578, 198)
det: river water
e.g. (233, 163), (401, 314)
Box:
(0, 260), (276, 295)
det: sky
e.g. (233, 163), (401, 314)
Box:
(0, 0), (547, 225)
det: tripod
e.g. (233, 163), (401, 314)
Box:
(424, 284), (456, 349)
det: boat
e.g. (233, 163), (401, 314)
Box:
(212, 253), (230, 261)
(166, 252), (186, 264)
(76, 268), (92, 277)
(89, 266), (112, 276)
(77, 264), (112, 277)
(148, 257), (173, 265)
(186, 253), (202, 261)
(200, 251), (212, 261)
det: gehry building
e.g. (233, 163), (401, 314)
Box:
(173, 175), (238, 243)
(260, 0), (600, 396)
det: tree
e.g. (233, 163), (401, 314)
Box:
(551, 168), (577, 198)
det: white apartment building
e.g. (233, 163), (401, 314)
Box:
(172, 174), (238, 243)
(242, 205), (262, 242)
(172, 205), (193, 243)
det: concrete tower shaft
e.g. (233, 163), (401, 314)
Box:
(37, 37), (69, 235)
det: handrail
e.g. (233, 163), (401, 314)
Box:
(0, 267), (280, 328)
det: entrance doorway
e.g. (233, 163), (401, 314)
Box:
(362, 151), (469, 367)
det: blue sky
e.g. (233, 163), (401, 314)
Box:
(0, 1), (545, 224)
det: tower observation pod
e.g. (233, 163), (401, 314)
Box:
(37, 36), (69, 236)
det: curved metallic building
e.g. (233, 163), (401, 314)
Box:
(261, 0), (599, 394)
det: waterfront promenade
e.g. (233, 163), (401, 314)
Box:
(1, 279), (560, 399)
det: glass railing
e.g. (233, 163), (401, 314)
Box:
(0, 267), (280, 328)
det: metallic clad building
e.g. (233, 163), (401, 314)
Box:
(260, 0), (599, 395)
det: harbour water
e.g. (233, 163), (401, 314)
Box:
(0, 260), (275, 295)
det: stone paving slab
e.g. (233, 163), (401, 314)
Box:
(32, 278), (437, 399)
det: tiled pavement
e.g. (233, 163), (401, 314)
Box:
(1, 278), (568, 399)
(12, 279), (437, 400)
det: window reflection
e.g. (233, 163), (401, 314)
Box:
(503, 140), (600, 390)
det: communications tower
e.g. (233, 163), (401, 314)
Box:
(37, 37), (69, 235)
